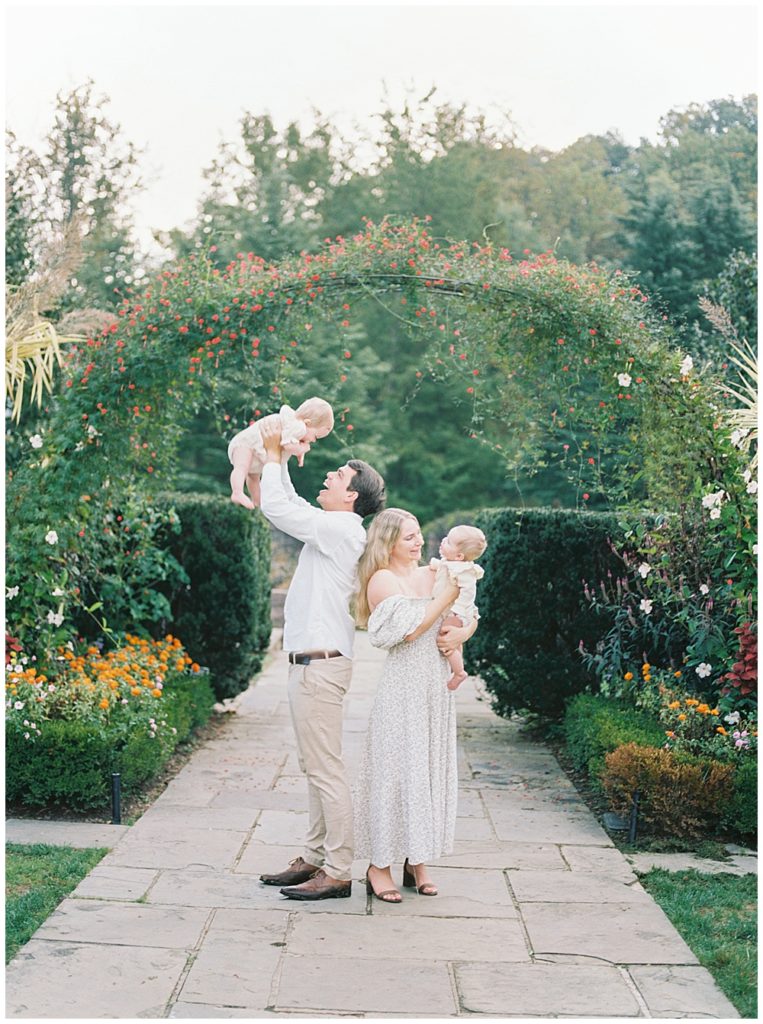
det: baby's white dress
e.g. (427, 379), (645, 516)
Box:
(353, 595), (458, 865)
(226, 405), (306, 470)
(430, 559), (484, 624)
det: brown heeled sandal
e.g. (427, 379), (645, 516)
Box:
(366, 867), (402, 903)
(403, 858), (438, 896)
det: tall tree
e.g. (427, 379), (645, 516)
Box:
(6, 81), (144, 311)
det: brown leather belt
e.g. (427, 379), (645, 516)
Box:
(288, 649), (343, 665)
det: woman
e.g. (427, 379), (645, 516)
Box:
(353, 508), (477, 902)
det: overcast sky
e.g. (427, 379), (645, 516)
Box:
(5, 2), (759, 253)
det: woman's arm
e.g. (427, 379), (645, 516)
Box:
(437, 616), (478, 654)
(404, 581), (459, 643)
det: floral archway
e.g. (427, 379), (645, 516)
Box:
(7, 218), (754, 663)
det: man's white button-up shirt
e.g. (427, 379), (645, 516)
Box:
(260, 462), (366, 658)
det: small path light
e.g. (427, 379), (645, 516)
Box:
(111, 773), (122, 824)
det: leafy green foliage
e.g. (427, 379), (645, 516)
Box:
(465, 508), (622, 719)
(562, 692), (667, 783)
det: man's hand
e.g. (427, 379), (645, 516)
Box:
(437, 621), (472, 655)
(259, 415), (283, 464)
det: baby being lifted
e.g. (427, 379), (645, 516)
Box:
(430, 525), (488, 690)
(227, 397), (334, 509)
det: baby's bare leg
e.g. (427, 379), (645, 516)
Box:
(442, 612), (468, 690)
(246, 473), (261, 507)
(230, 448), (256, 509)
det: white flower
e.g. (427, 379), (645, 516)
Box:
(14, 701), (24, 710)
(695, 663), (712, 678)
(725, 711), (741, 725)
(46, 610), (64, 627)
(746, 480), (758, 495)
(709, 507), (722, 520)
(48, 684), (56, 692)
(6, 586), (19, 600)
(29, 434), (43, 449)
(639, 599), (653, 614)
(617, 373), (632, 388)
(24, 732), (30, 740)
(699, 584), (709, 595)
(702, 490), (726, 509)
(730, 428), (748, 448)
(51, 587), (65, 597)
(680, 354), (693, 376)
(753, 544), (758, 556)
(638, 562), (651, 578)
(23, 720), (29, 727)
(45, 530), (58, 545)
(86, 424), (99, 438)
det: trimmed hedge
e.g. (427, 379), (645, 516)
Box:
(156, 494), (271, 700)
(602, 742), (736, 839)
(465, 507), (622, 719)
(721, 758), (758, 839)
(562, 693), (667, 784)
(5, 674), (215, 811)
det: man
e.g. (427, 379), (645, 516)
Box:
(258, 422), (386, 900)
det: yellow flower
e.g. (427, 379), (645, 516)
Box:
(710, 708), (720, 716)
(697, 704), (710, 714)
(685, 698), (699, 707)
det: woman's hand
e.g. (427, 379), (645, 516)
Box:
(437, 618), (476, 655)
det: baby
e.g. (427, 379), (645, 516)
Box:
(228, 397), (334, 509)
(430, 525), (488, 690)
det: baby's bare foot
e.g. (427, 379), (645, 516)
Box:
(447, 670), (467, 691)
(231, 492), (256, 510)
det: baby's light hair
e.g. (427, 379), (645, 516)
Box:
(449, 525), (487, 561)
(295, 397), (334, 431)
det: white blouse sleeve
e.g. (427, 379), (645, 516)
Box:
(367, 595), (428, 650)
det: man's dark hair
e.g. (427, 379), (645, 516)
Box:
(348, 460), (386, 519)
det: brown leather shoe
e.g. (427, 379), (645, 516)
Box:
(280, 868), (352, 901)
(260, 857), (320, 887)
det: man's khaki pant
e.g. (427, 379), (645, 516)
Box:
(287, 656), (354, 881)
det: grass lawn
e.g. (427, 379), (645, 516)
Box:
(5, 843), (108, 964)
(639, 868), (757, 1018)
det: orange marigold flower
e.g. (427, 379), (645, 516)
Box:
(624, 672), (634, 681)
(131, 687), (142, 696)
(716, 727), (727, 735)
(99, 698), (109, 709)
(191, 663), (200, 673)
(152, 688), (163, 698)
(674, 670), (682, 677)
(668, 701), (681, 709)
(678, 713), (687, 721)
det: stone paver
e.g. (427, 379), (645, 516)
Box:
(628, 965), (741, 1018)
(5, 941), (189, 1018)
(523, 900), (698, 964)
(627, 850), (758, 877)
(5, 818), (128, 849)
(5, 630), (740, 1019)
(455, 962), (642, 1016)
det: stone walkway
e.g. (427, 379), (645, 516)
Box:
(6, 633), (741, 1019)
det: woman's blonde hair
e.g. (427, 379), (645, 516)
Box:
(354, 507), (418, 627)
(295, 396), (334, 431)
